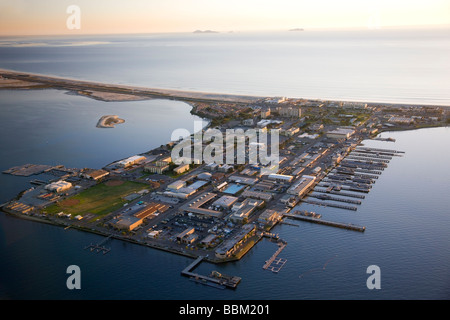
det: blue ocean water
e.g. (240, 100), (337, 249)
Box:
(1, 27), (450, 106)
(0, 90), (449, 299)
(0, 29), (450, 300)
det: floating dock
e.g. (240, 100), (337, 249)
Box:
(263, 241), (288, 273)
(181, 256), (241, 289)
(84, 235), (113, 255)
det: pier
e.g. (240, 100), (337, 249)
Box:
(302, 198), (358, 211)
(283, 213), (365, 232)
(346, 156), (390, 163)
(181, 256), (241, 289)
(30, 179), (48, 185)
(84, 234), (113, 255)
(263, 241), (288, 273)
(309, 193), (362, 205)
(314, 188), (366, 199)
(355, 147), (404, 155)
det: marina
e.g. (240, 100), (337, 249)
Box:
(300, 145), (405, 214)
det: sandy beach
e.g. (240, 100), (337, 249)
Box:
(0, 68), (264, 104)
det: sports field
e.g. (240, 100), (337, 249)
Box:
(45, 180), (148, 218)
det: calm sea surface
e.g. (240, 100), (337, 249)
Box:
(1, 27), (450, 105)
(0, 29), (449, 300)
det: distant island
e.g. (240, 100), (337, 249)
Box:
(289, 28), (304, 31)
(193, 30), (219, 34)
(96, 115), (125, 128)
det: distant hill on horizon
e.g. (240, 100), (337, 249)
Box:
(193, 30), (219, 34)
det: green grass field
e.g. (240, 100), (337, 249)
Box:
(45, 180), (148, 218)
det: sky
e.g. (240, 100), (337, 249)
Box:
(0, 0), (449, 36)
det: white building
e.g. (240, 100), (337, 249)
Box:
(267, 173), (294, 183)
(45, 181), (73, 193)
(326, 128), (355, 140)
(277, 106), (302, 118)
(116, 155), (146, 168)
(287, 175), (316, 197)
(167, 180), (186, 191)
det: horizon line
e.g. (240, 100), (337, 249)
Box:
(1, 23), (449, 38)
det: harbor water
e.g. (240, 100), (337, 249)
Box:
(0, 89), (449, 299)
(1, 28), (450, 299)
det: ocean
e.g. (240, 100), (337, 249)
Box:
(1, 27), (450, 105)
(0, 28), (449, 300)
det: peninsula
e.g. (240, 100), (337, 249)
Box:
(1, 68), (448, 289)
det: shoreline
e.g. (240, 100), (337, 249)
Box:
(0, 68), (264, 104)
(1, 68), (449, 108)
(1, 208), (239, 264)
(1, 68), (448, 267)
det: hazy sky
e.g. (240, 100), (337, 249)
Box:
(0, 0), (449, 35)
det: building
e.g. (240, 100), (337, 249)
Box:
(258, 209), (282, 225)
(212, 195), (238, 209)
(267, 173), (294, 183)
(200, 234), (219, 248)
(243, 119), (254, 126)
(326, 128), (355, 140)
(176, 227), (197, 244)
(155, 156), (172, 167)
(228, 175), (258, 185)
(215, 224), (256, 259)
(116, 155), (146, 168)
(114, 216), (142, 231)
(144, 164), (169, 174)
(174, 164), (190, 175)
(342, 101), (368, 109)
(229, 198), (264, 223)
(222, 183), (245, 195)
(261, 108), (271, 118)
(278, 106), (302, 118)
(167, 180), (186, 191)
(205, 163), (219, 171)
(197, 172), (212, 180)
(241, 190), (273, 201)
(180, 192), (223, 218)
(147, 230), (161, 238)
(81, 169), (109, 180)
(183, 180), (208, 193)
(292, 167), (305, 176)
(287, 175), (316, 197)
(45, 181), (72, 193)
(388, 116), (414, 124)
(3, 201), (34, 215)
(282, 127), (300, 136)
(133, 202), (169, 220)
(211, 172), (226, 182)
(218, 164), (234, 173)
